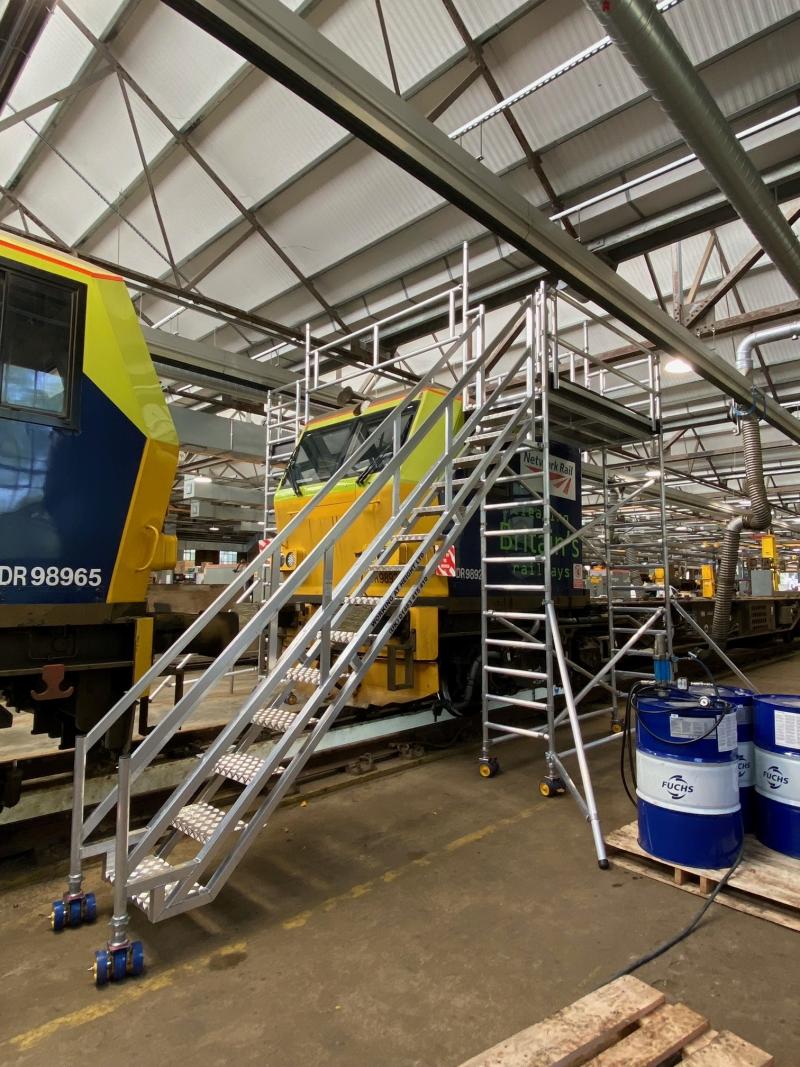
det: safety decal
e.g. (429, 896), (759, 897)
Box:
(436, 545), (456, 577)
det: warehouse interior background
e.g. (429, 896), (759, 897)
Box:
(1, 0), (799, 1064)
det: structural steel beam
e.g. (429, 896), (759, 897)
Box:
(686, 204), (800, 329)
(585, 0), (800, 301)
(144, 326), (341, 406)
(164, 0), (800, 446)
(0, 64), (111, 134)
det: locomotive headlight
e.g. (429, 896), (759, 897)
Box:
(286, 551), (297, 569)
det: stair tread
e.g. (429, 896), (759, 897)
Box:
(254, 706), (302, 732)
(215, 751), (267, 785)
(171, 801), (245, 844)
(107, 853), (203, 912)
(344, 595), (400, 606)
(286, 665), (322, 685)
(329, 629), (358, 643)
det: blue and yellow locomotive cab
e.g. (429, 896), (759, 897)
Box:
(0, 235), (178, 758)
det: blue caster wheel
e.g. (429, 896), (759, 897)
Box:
(129, 941), (144, 977)
(50, 900), (66, 932)
(93, 949), (111, 987)
(112, 948), (128, 982)
(51, 890), (97, 930)
(83, 892), (97, 924)
(93, 941), (144, 985)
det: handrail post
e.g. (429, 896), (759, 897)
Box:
(550, 288), (560, 389)
(109, 754), (132, 948)
(319, 546), (334, 682)
(461, 240), (469, 332)
(444, 398), (454, 512)
(268, 550), (282, 672)
(525, 295), (534, 398)
(304, 322), (311, 410)
(392, 410), (401, 517)
(582, 321), (589, 387)
(67, 736), (87, 895)
(476, 304), (485, 408)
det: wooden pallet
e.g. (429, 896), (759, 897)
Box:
(457, 975), (772, 1066)
(605, 822), (800, 933)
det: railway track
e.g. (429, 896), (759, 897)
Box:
(1, 639), (795, 865)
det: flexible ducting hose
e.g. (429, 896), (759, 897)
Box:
(710, 323), (800, 643)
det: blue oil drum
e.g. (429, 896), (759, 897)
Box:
(666, 685), (755, 832)
(634, 690), (742, 868)
(753, 694), (800, 858)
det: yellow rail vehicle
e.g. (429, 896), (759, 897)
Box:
(275, 389), (453, 706)
(275, 389), (585, 711)
(0, 236), (178, 754)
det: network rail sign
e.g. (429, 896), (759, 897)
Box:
(450, 440), (583, 598)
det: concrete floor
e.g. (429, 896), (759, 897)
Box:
(1, 657), (797, 1065)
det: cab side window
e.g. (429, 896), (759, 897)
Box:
(0, 262), (84, 426)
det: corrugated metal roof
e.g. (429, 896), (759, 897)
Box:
(454, 0), (537, 40)
(1, 0), (799, 403)
(668, 0), (800, 64)
(256, 139), (443, 277)
(191, 75), (345, 209)
(352, 0), (461, 93)
(113, 2), (245, 128)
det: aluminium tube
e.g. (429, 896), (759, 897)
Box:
(583, 0), (800, 300)
(711, 322), (800, 644)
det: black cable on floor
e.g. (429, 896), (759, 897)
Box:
(601, 843), (745, 984)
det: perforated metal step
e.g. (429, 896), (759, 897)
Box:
(253, 706), (316, 733)
(215, 751), (267, 785)
(286, 665), (321, 686)
(107, 854), (203, 912)
(329, 629), (358, 643)
(171, 801), (245, 844)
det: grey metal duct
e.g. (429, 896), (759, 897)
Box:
(0, 0), (53, 112)
(583, 0), (800, 300)
(711, 321), (800, 644)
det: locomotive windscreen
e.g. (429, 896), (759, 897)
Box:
(0, 261), (82, 425)
(283, 403), (417, 488)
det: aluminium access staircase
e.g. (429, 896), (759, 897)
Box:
(61, 297), (615, 978)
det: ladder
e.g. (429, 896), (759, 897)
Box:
(262, 385), (304, 539)
(598, 362), (674, 706)
(60, 298), (567, 979)
(476, 286), (611, 868)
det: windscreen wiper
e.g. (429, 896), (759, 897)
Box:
(286, 464), (302, 496)
(355, 453), (380, 486)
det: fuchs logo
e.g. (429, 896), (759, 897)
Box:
(764, 765), (789, 790)
(662, 774), (693, 800)
(738, 756), (751, 779)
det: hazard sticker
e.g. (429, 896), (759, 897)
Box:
(436, 545), (457, 577)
